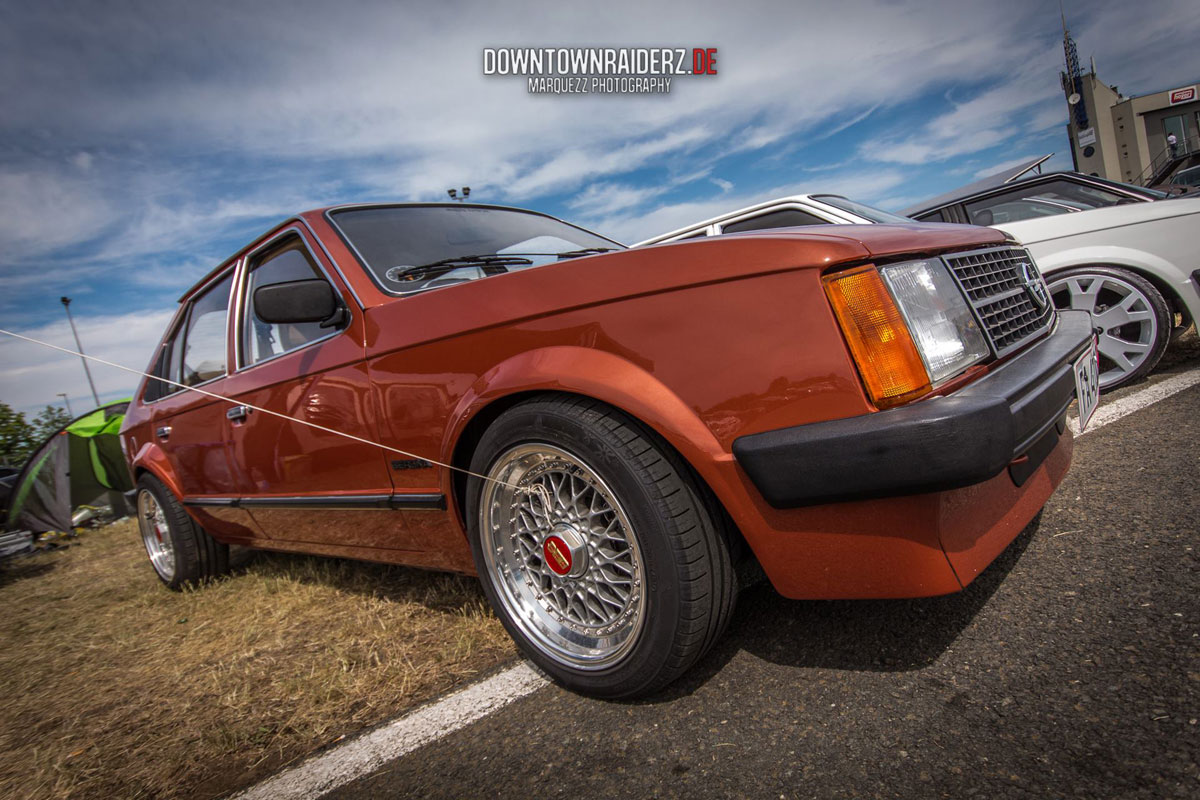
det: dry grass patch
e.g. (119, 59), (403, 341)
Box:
(0, 520), (515, 799)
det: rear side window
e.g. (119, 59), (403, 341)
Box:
(241, 238), (333, 367)
(181, 273), (234, 387)
(721, 208), (828, 234)
(915, 209), (950, 223)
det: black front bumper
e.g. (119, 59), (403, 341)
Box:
(732, 310), (1094, 508)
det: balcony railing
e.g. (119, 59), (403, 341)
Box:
(1133, 133), (1200, 187)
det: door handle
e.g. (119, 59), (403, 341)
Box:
(155, 426), (171, 440)
(226, 405), (251, 421)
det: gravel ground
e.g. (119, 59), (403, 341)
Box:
(329, 361), (1199, 799)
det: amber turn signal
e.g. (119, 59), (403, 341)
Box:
(823, 265), (932, 409)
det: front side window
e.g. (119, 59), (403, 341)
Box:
(181, 273), (233, 387)
(242, 238), (333, 366)
(329, 205), (623, 295)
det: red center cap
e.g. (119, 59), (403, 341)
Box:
(543, 535), (572, 576)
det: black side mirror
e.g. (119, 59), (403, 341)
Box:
(253, 280), (348, 328)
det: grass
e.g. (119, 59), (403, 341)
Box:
(0, 520), (515, 799)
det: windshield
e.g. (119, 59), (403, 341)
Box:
(329, 205), (624, 294)
(811, 195), (913, 223)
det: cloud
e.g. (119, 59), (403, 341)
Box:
(709, 177), (733, 192)
(972, 153), (1044, 180)
(0, 0), (1076, 223)
(0, 165), (116, 259)
(0, 309), (176, 415)
(568, 183), (669, 217)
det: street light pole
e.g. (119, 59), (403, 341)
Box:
(60, 297), (101, 407)
(56, 393), (73, 417)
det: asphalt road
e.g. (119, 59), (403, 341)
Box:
(328, 361), (1199, 800)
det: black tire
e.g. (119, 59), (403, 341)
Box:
(135, 474), (229, 590)
(466, 396), (736, 698)
(1045, 265), (1172, 390)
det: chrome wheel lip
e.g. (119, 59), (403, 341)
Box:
(137, 489), (175, 581)
(1047, 272), (1158, 389)
(480, 442), (647, 671)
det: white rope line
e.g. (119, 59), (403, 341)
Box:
(0, 327), (541, 497)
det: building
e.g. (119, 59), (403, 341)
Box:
(1060, 20), (1199, 186)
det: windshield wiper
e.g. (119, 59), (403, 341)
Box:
(553, 247), (620, 259)
(386, 254), (534, 282)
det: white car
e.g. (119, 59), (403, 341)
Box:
(639, 194), (1200, 390)
(992, 200), (1200, 389)
(635, 194), (912, 244)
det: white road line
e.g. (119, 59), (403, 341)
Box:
(1072, 368), (1200, 436)
(232, 663), (548, 800)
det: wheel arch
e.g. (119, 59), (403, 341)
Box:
(443, 348), (750, 560)
(1037, 247), (1196, 329)
(129, 442), (186, 501)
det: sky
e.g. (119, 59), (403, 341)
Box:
(1, 0), (1198, 417)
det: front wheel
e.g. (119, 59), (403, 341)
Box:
(467, 396), (736, 698)
(1046, 266), (1171, 390)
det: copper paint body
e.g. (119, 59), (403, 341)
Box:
(122, 211), (1067, 598)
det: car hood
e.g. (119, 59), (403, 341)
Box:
(718, 222), (1007, 258)
(993, 196), (1200, 244)
(363, 223), (1006, 353)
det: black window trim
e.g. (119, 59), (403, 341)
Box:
(233, 227), (353, 373)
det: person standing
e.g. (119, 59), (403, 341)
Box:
(1167, 131), (1179, 158)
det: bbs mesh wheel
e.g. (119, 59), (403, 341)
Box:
(136, 474), (230, 590)
(466, 396), (736, 698)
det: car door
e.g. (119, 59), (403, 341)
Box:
(146, 266), (264, 542)
(220, 227), (414, 549)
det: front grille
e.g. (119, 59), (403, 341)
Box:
(943, 246), (1055, 356)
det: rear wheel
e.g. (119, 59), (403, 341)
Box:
(467, 396), (736, 698)
(1046, 266), (1171, 390)
(135, 474), (229, 590)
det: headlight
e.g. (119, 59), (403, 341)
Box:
(879, 259), (989, 384)
(824, 259), (989, 409)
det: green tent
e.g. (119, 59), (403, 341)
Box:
(4, 400), (134, 534)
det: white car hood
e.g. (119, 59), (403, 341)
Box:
(994, 196), (1200, 245)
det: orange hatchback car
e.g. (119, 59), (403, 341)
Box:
(122, 203), (1097, 697)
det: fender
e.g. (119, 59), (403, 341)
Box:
(442, 345), (738, 510)
(1033, 243), (1200, 325)
(130, 439), (186, 500)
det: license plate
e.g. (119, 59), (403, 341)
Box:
(1073, 337), (1100, 432)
